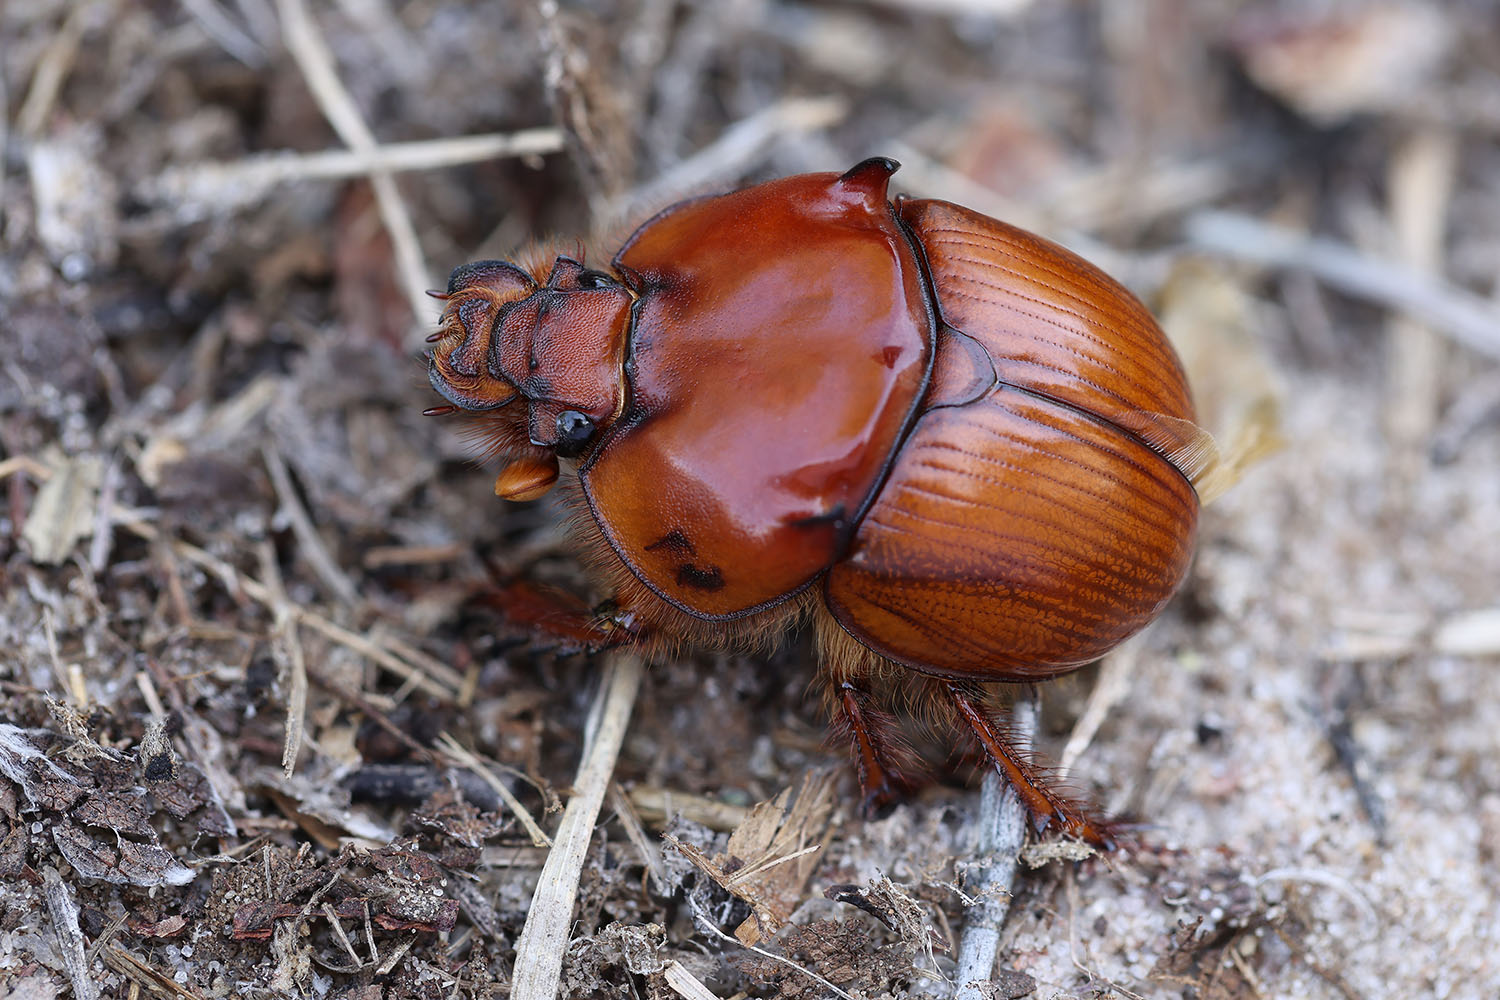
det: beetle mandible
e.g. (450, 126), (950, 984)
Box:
(426, 157), (1205, 846)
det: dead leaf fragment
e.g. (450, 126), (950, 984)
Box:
(51, 821), (196, 887)
(1231, 4), (1453, 124)
(22, 454), (102, 565)
(664, 770), (837, 947)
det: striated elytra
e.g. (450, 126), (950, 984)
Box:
(427, 158), (1204, 846)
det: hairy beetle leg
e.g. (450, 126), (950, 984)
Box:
(832, 681), (924, 818)
(474, 578), (639, 656)
(945, 683), (1115, 850)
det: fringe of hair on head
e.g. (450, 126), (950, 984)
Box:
(510, 238), (582, 286)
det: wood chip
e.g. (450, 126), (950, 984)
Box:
(662, 960), (724, 1000)
(43, 866), (98, 1000)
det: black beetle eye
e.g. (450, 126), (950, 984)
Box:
(577, 270), (617, 290)
(554, 410), (595, 457)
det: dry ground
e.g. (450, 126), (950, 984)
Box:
(2, 1), (1499, 998)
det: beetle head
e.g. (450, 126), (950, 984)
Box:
(428, 256), (633, 499)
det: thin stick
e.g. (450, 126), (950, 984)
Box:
(117, 517), (459, 700)
(1253, 867), (1377, 925)
(1383, 127), (1457, 477)
(0, 455), (53, 482)
(179, 0), (265, 67)
(436, 733), (553, 849)
(276, 0), (432, 328)
(1184, 210), (1500, 362)
(257, 539), (307, 778)
(41, 609), (71, 700)
(867, 0), (1034, 15)
(509, 653), (645, 1000)
(139, 130), (563, 211)
(953, 693), (1036, 1000)
(1059, 638), (1141, 775)
(609, 783), (669, 894)
(101, 946), (209, 1000)
(262, 444), (359, 608)
(361, 542), (467, 569)
(627, 785), (750, 831)
(663, 960), (724, 1000)
(685, 892), (854, 1000)
(612, 96), (849, 224)
(0, 40), (7, 212)
(16, 0), (102, 137)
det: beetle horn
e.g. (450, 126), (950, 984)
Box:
(836, 156), (900, 201)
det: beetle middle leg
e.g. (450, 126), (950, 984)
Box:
(942, 681), (1116, 849)
(828, 679), (925, 817)
(814, 612), (925, 816)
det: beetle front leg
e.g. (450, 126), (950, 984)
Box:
(943, 682), (1116, 850)
(474, 578), (643, 655)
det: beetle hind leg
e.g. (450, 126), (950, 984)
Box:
(942, 681), (1117, 850)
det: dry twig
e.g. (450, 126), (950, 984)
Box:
(102, 946), (210, 999)
(613, 95), (849, 223)
(627, 785), (751, 831)
(609, 783), (669, 894)
(436, 733), (553, 849)
(509, 653), (646, 1000)
(276, 0), (432, 330)
(869, 0), (1034, 15)
(43, 867), (98, 1000)
(1184, 210), (1500, 361)
(953, 694), (1036, 1000)
(257, 539), (308, 778)
(17, 0), (107, 137)
(262, 443), (359, 609)
(117, 517), (460, 700)
(179, 0), (265, 67)
(684, 891), (855, 1000)
(1060, 637), (1142, 775)
(1383, 127), (1458, 476)
(662, 960), (724, 1000)
(138, 130), (564, 215)
(1324, 606), (1500, 659)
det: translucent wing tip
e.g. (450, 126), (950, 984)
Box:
(1121, 397), (1283, 504)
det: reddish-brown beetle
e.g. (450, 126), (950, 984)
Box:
(426, 158), (1209, 846)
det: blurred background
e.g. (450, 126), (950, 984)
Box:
(2, 1), (1498, 998)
